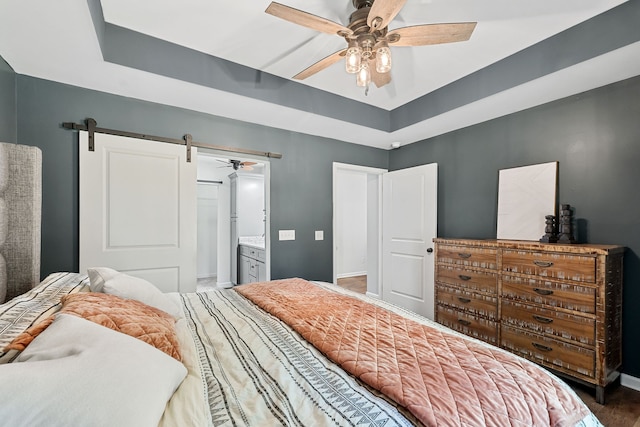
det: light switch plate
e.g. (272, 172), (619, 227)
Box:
(315, 230), (324, 240)
(279, 230), (295, 241)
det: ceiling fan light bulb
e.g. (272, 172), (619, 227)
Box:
(345, 42), (362, 74)
(356, 62), (371, 87)
(376, 45), (392, 73)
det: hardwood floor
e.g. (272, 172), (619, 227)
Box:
(336, 274), (640, 426)
(337, 275), (367, 294)
(573, 380), (640, 427)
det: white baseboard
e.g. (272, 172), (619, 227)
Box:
(365, 291), (380, 299)
(621, 373), (640, 392)
(337, 271), (367, 279)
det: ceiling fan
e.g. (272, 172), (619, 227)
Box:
(265, 0), (476, 91)
(217, 159), (258, 171)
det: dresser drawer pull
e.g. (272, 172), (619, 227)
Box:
(533, 288), (554, 296)
(532, 315), (553, 324)
(532, 342), (553, 352)
(457, 253), (472, 259)
(457, 297), (472, 304)
(533, 260), (554, 268)
(457, 319), (471, 326)
(458, 275), (472, 281)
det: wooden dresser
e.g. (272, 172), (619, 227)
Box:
(434, 238), (624, 404)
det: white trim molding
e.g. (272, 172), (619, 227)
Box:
(337, 271), (367, 279)
(621, 373), (640, 392)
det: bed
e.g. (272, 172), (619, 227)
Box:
(0, 270), (602, 427)
(0, 142), (602, 426)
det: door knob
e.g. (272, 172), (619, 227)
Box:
(426, 248), (433, 253)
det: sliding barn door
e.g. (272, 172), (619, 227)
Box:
(79, 132), (197, 292)
(382, 163), (437, 319)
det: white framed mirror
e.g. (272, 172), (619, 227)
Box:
(496, 161), (558, 241)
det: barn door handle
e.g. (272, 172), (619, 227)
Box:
(427, 248), (433, 253)
(532, 342), (553, 352)
(533, 260), (554, 268)
(457, 319), (471, 326)
(457, 253), (472, 259)
(457, 297), (472, 304)
(533, 288), (554, 296)
(458, 275), (472, 281)
(532, 315), (554, 324)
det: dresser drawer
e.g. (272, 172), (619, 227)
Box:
(437, 305), (498, 344)
(240, 245), (265, 261)
(502, 250), (596, 283)
(436, 265), (497, 294)
(502, 275), (596, 314)
(501, 300), (595, 346)
(437, 284), (498, 319)
(437, 245), (497, 270)
(501, 325), (595, 378)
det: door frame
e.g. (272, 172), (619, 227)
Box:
(332, 162), (387, 297)
(197, 150), (271, 287)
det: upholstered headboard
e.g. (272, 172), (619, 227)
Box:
(0, 142), (42, 303)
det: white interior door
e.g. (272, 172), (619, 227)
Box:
(382, 163), (437, 319)
(79, 132), (197, 292)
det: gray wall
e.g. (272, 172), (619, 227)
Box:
(389, 75), (640, 378)
(14, 76), (388, 283)
(0, 56), (16, 142)
(5, 60), (640, 378)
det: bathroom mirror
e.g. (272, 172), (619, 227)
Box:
(496, 161), (558, 241)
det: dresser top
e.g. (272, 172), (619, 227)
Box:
(433, 238), (625, 255)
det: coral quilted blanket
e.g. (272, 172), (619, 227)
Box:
(236, 278), (592, 427)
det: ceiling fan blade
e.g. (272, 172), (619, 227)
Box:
(266, 2), (353, 36)
(241, 161), (258, 167)
(370, 61), (392, 88)
(387, 22), (477, 47)
(242, 165), (254, 171)
(367, 0), (407, 31)
(293, 49), (346, 80)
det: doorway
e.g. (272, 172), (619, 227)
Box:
(333, 162), (438, 319)
(332, 163), (386, 297)
(196, 153), (270, 289)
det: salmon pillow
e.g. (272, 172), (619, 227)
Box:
(5, 292), (182, 361)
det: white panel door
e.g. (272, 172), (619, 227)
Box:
(382, 164), (437, 319)
(79, 132), (197, 292)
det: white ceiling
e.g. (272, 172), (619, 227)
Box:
(1, 0), (639, 149)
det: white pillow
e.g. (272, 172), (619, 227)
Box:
(87, 267), (183, 319)
(0, 314), (187, 427)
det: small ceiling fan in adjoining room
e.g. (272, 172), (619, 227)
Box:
(217, 159), (258, 171)
(265, 0), (476, 93)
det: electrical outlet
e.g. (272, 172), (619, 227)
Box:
(315, 230), (324, 240)
(279, 230), (295, 241)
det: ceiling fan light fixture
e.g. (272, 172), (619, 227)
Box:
(345, 39), (362, 74)
(356, 62), (371, 87)
(264, 1), (477, 91)
(375, 41), (392, 73)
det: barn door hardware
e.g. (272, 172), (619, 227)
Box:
(63, 118), (283, 163)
